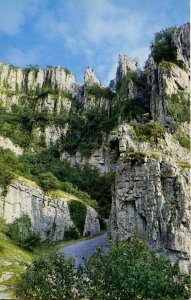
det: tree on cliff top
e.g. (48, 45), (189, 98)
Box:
(151, 27), (177, 63)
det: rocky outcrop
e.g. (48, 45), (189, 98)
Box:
(0, 181), (100, 241)
(37, 93), (72, 115)
(84, 206), (100, 236)
(61, 147), (112, 175)
(0, 136), (23, 156)
(108, 122), (191, 273)
(116, 54), (138, 81)
(146, 23), (190, 125)
(84, 67), (100, 86)
(172, 23), (190, 71)
(146, 57), (189, 124)
(109, 157), (191, 273)
(33, 124), (68, 147)
(0, 63), (76, 95)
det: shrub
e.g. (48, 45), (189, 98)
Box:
(0, 163), (15, 192)
(178, 161), (191, 169)
(174, 130), (190, 150)
(168, 92), (190, 123)
(81, 237), (190, 300)
(125, 151), (146, 165)
(87, 84), (115, 100)
(38, 172), (61, 191)
(151, 27), (176, 64)
(159, 60), (175, 75)
(68, 200), (87, 235)
(6, 214), (40, 250)
(17, 253), (76, 300)
(0, 217), (7, 233)
(64, 226), (80, 240)
(132, 120), (166, 144)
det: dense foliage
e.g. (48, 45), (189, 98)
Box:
(5, 214), (40, 251)
(68, 200), (87, 235)
(0, 147), (112, 217)
(20, 150), (112, 217)
(168, 92), (190, 123)
(132, 120), (166, 144)
(82, 237), (190, 300)
(174, 130), (190, 150)
(151, 27), (177, 64)
(17, 254), (76, 300)
(17, 237), (190, 300)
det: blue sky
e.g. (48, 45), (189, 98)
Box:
(0, 0), (189, 85)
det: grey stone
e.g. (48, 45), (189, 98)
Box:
(0, 181), (100, 241)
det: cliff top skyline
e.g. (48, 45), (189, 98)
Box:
(0, 0), (189, 84)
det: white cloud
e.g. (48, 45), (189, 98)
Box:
(0, 0), (43, 35)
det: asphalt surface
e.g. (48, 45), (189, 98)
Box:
(58, 234), (108, 267)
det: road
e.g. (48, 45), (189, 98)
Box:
(58, 234), (108, 267)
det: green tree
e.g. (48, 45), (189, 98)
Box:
(38, 172), (61, 191)
(81, 237), (190, 300)
(151, 27), (176, 63)
(6, 214), (40, 250)
(17, 254), (76, 300)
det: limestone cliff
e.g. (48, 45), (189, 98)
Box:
(146, 23), (190, 125)
(0, 180), (100, 241)
(108, 125), (191, 272)
(109, 161), (190, 273)
(0, 23), (190, 268)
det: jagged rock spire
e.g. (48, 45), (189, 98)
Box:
(84, 67), (100, 86)
(116, 54), (138, 81)
(172, 22), (190, 70)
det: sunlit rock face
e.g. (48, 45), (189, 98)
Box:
(0, 181), (100, 241)
(0, 64), (76, 94)
(116, 54), (138, 81)
(146, 23), (190, 125)
(109, 157), (191, 273)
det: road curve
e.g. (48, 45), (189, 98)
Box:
(58, 234), (108, 267)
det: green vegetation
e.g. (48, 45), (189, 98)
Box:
(64, 226), (80, 240)
(174, 129), (190, 150)
(116, 69), (145, 94)
(151, 27), (177, 64)
(159, 60), (175, 75)
(151, 27), (187, 70)
(17, 237), (190, 300)
(114, 97), (147, 122)
(132, 120), (166, 144)
(0, 164), (15, 192)
(178, 161), (191, 169)
(168, 92), (190, 123)
(82, 237), (190, 300)
(125, 151), (146, 165)
(17, 254), (76, 300)
(86, 84), (115, 100)
(68, 200), (87, 235)
(0, 147), (112, 217)
(5, 214), (40, 251)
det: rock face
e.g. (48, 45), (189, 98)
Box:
(0, 64), (76, 95)
(172, 23), (190, 71)
(84, 67), (100, 86)
(61, 147), (112, 175)
(108, 120), (191, 272)
(146, 24), (190, 124)
(0, 181), (100, 241)
(109, 158), (191, 272)
(0, 136), (23, 156)
(116, 54), (138, 81)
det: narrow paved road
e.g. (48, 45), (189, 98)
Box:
(58, 234), (108, 267)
